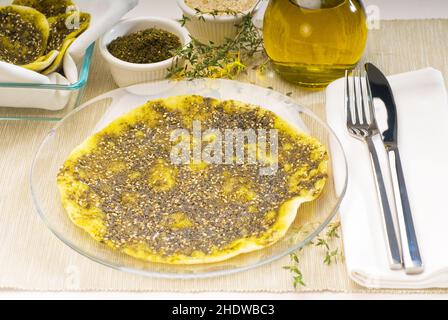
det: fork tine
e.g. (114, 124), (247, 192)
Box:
(352, 69), (361, 124)
(345, 70), (353, 125)
(359, 71), (369, 124)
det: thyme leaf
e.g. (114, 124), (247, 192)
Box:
(326, 221), (341, 239)
(178, 14), (191, 27)
(324, 248), (340, 266)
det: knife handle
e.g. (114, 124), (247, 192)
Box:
(366, 136), (403, 270)
(387, 147), (424, 274)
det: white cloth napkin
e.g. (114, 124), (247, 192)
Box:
(326, 68), (448, 289)
(0, 0), (138, 109)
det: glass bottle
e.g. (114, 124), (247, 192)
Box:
(263, 0), (368, 88)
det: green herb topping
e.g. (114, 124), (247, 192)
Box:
(0, 7), (44, 65)
(107, 28), (182, 64)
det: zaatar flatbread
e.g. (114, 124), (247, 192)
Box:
(0, 5), (49, 69)
(12, 0), (75, 17)
(41, 37), (72, 74)
(57, 95), (328, 265)
(42, 11), (89, 74)
(46, 11), (89, 52)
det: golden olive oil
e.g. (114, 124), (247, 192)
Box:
(263, 0), (368, 87)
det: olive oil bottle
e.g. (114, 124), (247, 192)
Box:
(263, 0), (368, 87)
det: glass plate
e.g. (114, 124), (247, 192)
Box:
(0, 44), (94, 122)
(31, 79), (348, 279)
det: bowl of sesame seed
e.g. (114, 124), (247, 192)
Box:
(176, 0), (261, 45)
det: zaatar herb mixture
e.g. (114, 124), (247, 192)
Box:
(107, 28), (182, 64)
(46, 12), (90, 52)
(59, 98), (327, 256)
(0, 7), (43, 65)
(13, 0), (75, 18)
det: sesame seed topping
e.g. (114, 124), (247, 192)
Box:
(0, 8), (43, 65)
(58, 97), (328, 257)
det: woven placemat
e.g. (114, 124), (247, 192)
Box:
(0, 19), (447, 292)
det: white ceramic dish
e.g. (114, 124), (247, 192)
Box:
(176, 0), (260, 45)
(100, 16), (190, 87)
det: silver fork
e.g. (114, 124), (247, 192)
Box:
(345, 69), (403, 270)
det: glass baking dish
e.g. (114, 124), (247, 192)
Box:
(0, 44), (95, 122)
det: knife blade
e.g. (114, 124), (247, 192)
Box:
(365, 63), (424, 274)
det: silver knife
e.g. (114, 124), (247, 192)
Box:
(365, 63), (424, 275)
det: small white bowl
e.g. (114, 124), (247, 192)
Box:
(100, 17), (190, 88)
(176, 0), (260, 45)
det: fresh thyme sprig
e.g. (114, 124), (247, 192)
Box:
(283, 251), (306, 288)
(178, 14), (191, 27)
(326, 221), (341, 239)
(169, 6), (263, 79)
(178, 8), (240, 27)
(324, 248), (340, 266)
(284, 220), (343, 288)
(196, 7), (241, 18)
(315, 221), (342, 265)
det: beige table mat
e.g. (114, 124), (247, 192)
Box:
(1, 20), (448, 293)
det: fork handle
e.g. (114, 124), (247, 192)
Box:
(366, 136), (403, 270)
(387, 147), (424, 274)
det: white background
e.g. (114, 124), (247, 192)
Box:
(2, 0), (448, 300)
